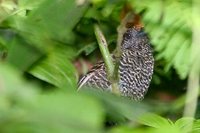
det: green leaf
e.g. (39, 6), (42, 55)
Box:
(0, 63), (39, 109)
(0, 93), (104, 133)
(18, 0), (46, 10)
(29, 93), (104, 133)
(6, 36), (43, 71)
(10, 0), (89, 47)
(109, 126), (145, 133)
(77, 42), (98, 56)
(138, 113), (172, 128)
(29, 48), (77, 89)
(0, 0), (17, 23)
(174, 117), (194, 133)
(0, 63), (104, 133)
(193, 120), (200, 132)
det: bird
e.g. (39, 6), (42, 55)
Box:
(78, 27), (154, 101)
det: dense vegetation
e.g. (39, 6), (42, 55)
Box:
(0, 0), (200, 132)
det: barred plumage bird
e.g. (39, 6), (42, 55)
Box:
(78, 27), (154, 100)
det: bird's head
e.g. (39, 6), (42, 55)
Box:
(121, 27), (150, 51)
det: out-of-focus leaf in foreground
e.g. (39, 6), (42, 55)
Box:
(0, 63), (104, 133)
(0, 0), (17, 23)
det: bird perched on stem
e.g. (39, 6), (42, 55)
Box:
(78, 27), (154, 101)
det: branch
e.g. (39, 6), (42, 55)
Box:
(183, 0), (200, 118)
(183, 0), (200, 130)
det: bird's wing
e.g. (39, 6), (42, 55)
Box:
(77, 61), (107, 90)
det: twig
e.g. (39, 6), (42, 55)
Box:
(115, 12), (135, 57)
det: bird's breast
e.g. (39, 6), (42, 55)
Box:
(119, 49), (154, 100)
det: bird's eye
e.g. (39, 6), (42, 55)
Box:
(123, 32), (132, 40)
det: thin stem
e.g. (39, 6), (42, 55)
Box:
(94, 24), (114, 78)
(94, 24), (120, 94)
(115, 12), (135, 57)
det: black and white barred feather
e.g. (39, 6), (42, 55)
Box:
(78, 28), (154, 100)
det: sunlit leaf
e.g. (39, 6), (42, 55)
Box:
(174, 117), (194, 133)
(0, 0), (17, 22)
(193, 120), (200, 132)
(138, 113), (172, 128)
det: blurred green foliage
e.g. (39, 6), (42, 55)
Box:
(0, 0), (200, 133)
